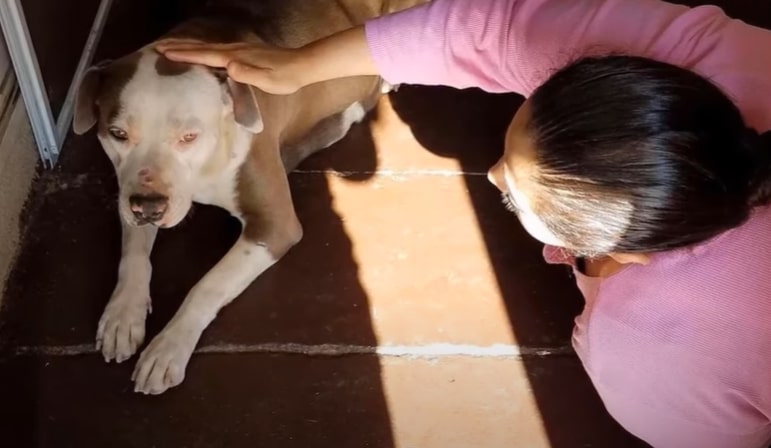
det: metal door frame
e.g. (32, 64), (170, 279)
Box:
(0, 0), (112, 168)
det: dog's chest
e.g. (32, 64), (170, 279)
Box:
(191, 126), (253, 216)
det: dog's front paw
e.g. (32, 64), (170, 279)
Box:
(131, 324), (198, 395)
(96, 289), (151, 363)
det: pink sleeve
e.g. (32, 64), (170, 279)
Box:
(605, 399), (771, 448)
(364, 0), (771, 130)
(589, 343), (771, 448)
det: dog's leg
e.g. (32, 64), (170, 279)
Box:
(281, 101), (371, 172)
(132, 142), (302, 395)
(96, 223), (157, 363)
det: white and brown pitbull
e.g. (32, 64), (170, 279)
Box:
(73, 0), (425, 395)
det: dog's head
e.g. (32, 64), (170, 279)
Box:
(73, 49), (263, 228)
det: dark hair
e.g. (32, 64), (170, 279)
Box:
(527, 55), (771, 257)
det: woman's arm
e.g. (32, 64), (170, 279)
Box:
(160, 0), (771, 127)
(365, 0), (771, 106)
(158, 27), (377, 95)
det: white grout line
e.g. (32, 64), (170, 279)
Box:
(292, 169), (488, 177)
(11, 342), (574, 358)
(12, 344), (96, 356)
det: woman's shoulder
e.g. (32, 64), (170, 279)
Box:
(592, 205), (771, 357)
(581, 211), (771, 430)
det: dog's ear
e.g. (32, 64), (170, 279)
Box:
(73, 59), (112, 135)
(213, 68), (264, 134)
(227, 78), (264, 134)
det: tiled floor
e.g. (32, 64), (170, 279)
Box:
(2, 82), (645, 447)
(2, 0), (770, 447)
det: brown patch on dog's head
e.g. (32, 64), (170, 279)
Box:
(73, 53), (141, 135)
(155, 54), (191, 76)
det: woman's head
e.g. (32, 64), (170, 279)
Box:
(488, 55), (771, 258)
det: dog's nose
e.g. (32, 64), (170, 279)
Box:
(129, 194), (169, 224)
(138, 168), (154, 186)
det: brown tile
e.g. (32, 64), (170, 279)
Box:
(0, 353), (645, 448)
(0, 170), (122, 348)
(0, 169), (242, 347)
(0, 353), (394, 448)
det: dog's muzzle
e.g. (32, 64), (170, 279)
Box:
(129, 193), (169, 225)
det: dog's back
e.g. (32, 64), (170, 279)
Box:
(167, 0), (425, 48)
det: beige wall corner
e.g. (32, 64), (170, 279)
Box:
(0, 98), (40, 307)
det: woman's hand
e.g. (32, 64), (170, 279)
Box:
(156, 40), (308, 94)
(156, 26), (379, 95)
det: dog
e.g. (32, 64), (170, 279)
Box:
(72, 0), (426, 395)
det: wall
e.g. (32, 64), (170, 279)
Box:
(0, 33), (39, 305)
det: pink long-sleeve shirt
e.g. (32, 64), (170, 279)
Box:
(365, 1), (771, 447)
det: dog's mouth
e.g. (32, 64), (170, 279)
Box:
(134, 218), (171, 228)
(120, 194), (193, 229)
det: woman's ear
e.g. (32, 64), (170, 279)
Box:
(608, 252), (650, 266)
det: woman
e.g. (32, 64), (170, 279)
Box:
(158, 0), (771, 446)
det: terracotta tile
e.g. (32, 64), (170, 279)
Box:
(0, 353), (645, 448)
(248, 172), (583, 348)
(0, 353), (394, 448)
(379, 356), (648, 448)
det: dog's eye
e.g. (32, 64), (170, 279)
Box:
(108, 127), (128, 142)
(180, 133), (198, 143)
